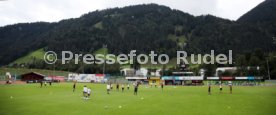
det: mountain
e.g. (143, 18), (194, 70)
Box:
(238, 0), (276, 23)
(0, 3), (275, 66)
(0, 22), (55, 65)
(236, 0), (276, 54)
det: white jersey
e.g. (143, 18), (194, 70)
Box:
(107, 84), (111, 89)
(83, 87), (88, 92)
(87, 88), (91, 94)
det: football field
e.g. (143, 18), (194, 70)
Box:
(0, 83), (275, 115)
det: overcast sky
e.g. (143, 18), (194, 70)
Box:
(0, 0), (264, 27)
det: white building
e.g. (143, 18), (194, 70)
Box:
(121, 68), (148, 77)
(215, 67), (237, 76)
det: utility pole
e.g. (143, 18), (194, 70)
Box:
(103, 44), (107, 74)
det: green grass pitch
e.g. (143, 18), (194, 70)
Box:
(0, 83), (276, 115)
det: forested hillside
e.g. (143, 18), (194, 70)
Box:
(0, 2), (275, 66)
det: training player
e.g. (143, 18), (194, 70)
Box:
(127, 84), (130, 90)
(161, 82), (164, 91)
(83, 85), (88, 99)
(116, 83), (119, 91)
(48, 81), (52, 86)
(87, 87), (91, 99)
(107, 83), (111, 94)
(219, 82), (223, 93)
(229, 81), (233, 94)
(134, 82), (139, 95)
(73, 81), (76, 92)
(122, 84), (125, 92)
(208, 83), (211, 95)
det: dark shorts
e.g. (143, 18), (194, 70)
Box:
(220, 88), (222, 90)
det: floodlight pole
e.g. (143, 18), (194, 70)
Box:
(266, 59), (271, 80)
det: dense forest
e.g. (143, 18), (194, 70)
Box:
(0, 1), (276, 78)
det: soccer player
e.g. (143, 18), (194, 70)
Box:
(73, 82), (76, 92)
(49, 81), (52, 86)
(219, 83), (223, 94)
(208, 83), (211, 95)
(87, 88), (91, 99)
(161, 82), (164, 91)
(229, 81), (233, 94)
(83, 85), (88, 99)
(134, 82), (139, 95)
(116, 83), (119, 91)
(127, 84), (130, 90)
(107, 83), (111, 94)
(122, 84), (125, 92)
(110, 83), (113, 90)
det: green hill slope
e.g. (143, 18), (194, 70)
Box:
(10, 48), (45, 65)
